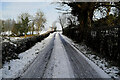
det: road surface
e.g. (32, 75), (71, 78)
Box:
(20, 33), (110, 78)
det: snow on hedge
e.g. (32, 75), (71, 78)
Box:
(1, 33), (55, 78)
(61, 34), (120, 79)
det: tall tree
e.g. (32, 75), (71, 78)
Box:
(58, 15), (67, 33)
(35, 10), (46, 34)
(2, 19), (15, 32)
(12, 23), (21, 36)
(18, 13), (30, 36)
(0, 20), (3, 33)
(28, 21), (35, 35)
(59, 2), (120, 41)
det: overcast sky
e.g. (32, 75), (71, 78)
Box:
(0, 1), (64, 30)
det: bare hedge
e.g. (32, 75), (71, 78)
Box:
(1, 31), (54, 64)
(63, 25), (120, 67)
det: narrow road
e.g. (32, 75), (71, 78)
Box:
(59, 34), (102, 78)
(21, 33), (56, 78)
(20, 32), (110, 78)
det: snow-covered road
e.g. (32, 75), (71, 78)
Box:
(2, 32), (111, 79)
(59, 34), (110, 78)
(43, 33), (74, 78)
(20, 32), (110, 78)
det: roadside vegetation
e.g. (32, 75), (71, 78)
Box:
(0, 9), (55, 65)
(56, 2), (120, 71)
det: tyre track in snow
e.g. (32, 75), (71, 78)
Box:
(43, 33), (74, 78)
(59, 33), (109, 78)
(20, 33), (56, 78)
(17, 32), (110, 79)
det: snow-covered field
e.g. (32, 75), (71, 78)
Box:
(27, 31), (47, 35)
(1, 30), (48, 43)
(0, 31), (47, 36)
(62, 34), (120, 79)
(0, 31), (12, 36)
(0, 33), (55, 79)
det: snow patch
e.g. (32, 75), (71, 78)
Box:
(1, 31), (12, 36)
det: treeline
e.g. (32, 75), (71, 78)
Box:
(58, 2), (120, 66)
(0, 9), (46, 36)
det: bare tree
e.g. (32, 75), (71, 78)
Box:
(66, 14), (79, 26)
(58, 15), (67, 33)
(34, 10), (46, 34)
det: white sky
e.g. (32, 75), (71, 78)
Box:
(0, 1), (64, 30)
(0, 0), (116, 30)
(1, 0), (60, 2)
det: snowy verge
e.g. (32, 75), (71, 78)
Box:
(1, 33), (55, 79)
(61, 34), (120, 79)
